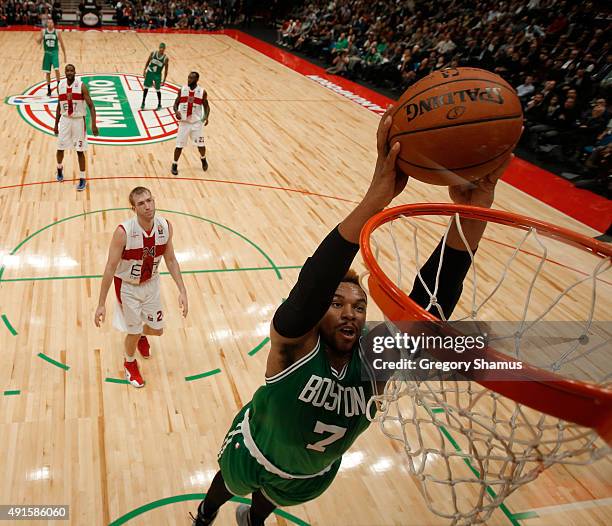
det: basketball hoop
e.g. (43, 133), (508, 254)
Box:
(359, 203), (612, 525)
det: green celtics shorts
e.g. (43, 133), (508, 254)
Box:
(218, 404), (341, 507)
(144, 71), (162, 90)
(42, 52), (59, 72)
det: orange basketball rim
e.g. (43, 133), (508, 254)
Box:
(360, 203), (612, 444)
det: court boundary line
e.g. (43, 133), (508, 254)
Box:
(106, 492), (310, 526)
(0, 265), (303, 283)
(38, 352), (70, 371)
(1, 314), (17, 335)
(185, 368), (222, 382)
(511, 496), (612, 520)
(248, 336), (270, 356)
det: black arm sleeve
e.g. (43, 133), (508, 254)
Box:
(408, 239), (474, 319)
(273, 225), (360, 338)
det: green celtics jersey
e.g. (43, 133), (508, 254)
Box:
(247, 338), (375, 476)
(146, 51), (167, 76)
(42, 29), (58, 54)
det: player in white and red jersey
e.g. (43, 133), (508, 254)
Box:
(94, 187), (188, 388)
(53, 64), (99, 191)
(171, 71), (210, 176)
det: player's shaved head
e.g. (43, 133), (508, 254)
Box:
(65, 64), (76, 81)
(188, 71), (200, 86)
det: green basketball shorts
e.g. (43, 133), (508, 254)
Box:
(144, 71), (162, 90)
(42, 52), (59, 72)
(217, 404), (341, 507)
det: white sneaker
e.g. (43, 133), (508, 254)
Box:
(235, 504), (251, 526)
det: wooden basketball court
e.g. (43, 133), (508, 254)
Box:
(0, 29), (610, 525)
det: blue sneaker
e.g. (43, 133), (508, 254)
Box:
(76, 178), (87, 191)
(56, 167), (64, 182)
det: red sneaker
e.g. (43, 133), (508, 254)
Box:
(124, 360), (145, 388)
(137, 335), (151, 359)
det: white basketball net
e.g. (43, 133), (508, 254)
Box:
(364, 212), (612, 525)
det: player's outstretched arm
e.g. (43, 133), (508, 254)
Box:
(143, 52), (152, 76)
(267, 107), (403, 377)
(163, 57), (169, 84)
(162, 222), (188, 318)
(94, 227), (126, 327)
(408, 155), (512, 319)
(54, 101), (60, 135)
(173, 93), (181, 121)
(446, 154), (512, 249)
(203, 91), (210, 125)
(82, 84), (99, 136)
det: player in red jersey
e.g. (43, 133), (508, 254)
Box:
(94, 187), (188, 387)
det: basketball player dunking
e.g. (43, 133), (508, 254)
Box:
(37, 19), (66, 97)
(94, 187), (188, 388)
(54, 64), (98, 192)
(171, 71), (210, 175)
(191, 108), (511, 525)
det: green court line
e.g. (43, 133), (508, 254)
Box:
(436, 422), (520, 526)
(3, 390), (20, 396)
(0, 208), (284, 283)
(108, 493), (309, 526)
(158, 208), (283, 280)
(105, 378), (130, 385)
(0, 265), (303, 283)
(185, 368), (222, 382)
(1, 314), (17, 335)
(37, 352), (70, 371)
(248, 336), (270, 356)
(511, 511), (539, 520)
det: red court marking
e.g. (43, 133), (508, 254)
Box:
(151, 109), (166, 133)
(0, 175), (607, 286)
(136, 108), (153, 139)
(3, 26), (610, 231)
(0, 175), (359, 203)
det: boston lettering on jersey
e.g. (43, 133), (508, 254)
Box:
(404, 86), (504, 123)
(298, 374), (368, 418)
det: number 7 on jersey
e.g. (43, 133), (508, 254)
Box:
(306, 421), (347, 452)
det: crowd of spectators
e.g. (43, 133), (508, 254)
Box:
(0, 1), (62, 26)
(1, 0), (609, 194)
(0, 1), (249, 29)
(277, 0), (611, 195)
(112, 1), (246, 30)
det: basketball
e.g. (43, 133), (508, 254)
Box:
(389, 67), (523, 185)
(2, 2), (610, 525)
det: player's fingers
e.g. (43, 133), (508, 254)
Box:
(376, 116), (392, 154)
(376, 105), (394, 153)
(383, 141), (401, 172)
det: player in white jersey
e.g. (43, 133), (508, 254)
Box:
(53, 64), (99, 192)
(171, 71), (210, 176)
(94, 187), (188, 388)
